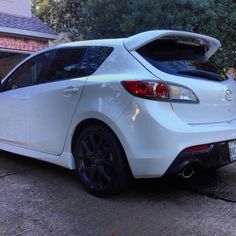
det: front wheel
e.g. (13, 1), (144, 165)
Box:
(73, 124), (131, 197)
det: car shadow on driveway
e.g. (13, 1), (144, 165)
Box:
(1, 150), (236, 202)
(122, 163), (236, 203)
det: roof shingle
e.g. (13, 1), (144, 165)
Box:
(0, 12), (57, 36)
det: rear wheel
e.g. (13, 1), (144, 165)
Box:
(73, 124), (131, 197)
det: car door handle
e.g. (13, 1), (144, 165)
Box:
(62, 86), (80, 94)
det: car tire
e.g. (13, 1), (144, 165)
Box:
(73, 123), (131, 198)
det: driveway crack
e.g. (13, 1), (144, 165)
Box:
(181, 187), (236, 204)
(0, 168), (36, 178)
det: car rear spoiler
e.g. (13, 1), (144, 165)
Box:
(124, 30), (221, 61)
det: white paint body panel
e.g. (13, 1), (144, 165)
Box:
(28, 78), (87, 155)
(131, 51), (236, 124)
(0, 30), (235, 179)
(124, 30), (221, 61)
(0, 88), (30, 146)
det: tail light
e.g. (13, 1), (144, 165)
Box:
(121, 81), (169, 100)
(122, 80), (198, 103)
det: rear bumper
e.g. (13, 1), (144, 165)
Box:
(165, 141), (232, 175)
(113, 99), (236, 178)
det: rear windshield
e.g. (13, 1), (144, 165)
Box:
(137, 38), (227, 81)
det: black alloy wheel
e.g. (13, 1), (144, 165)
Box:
(74, 124), (131, 197)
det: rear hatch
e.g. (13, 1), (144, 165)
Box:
(124, 30), (236, 124)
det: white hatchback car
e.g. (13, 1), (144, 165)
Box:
(0, 30), (236, 197)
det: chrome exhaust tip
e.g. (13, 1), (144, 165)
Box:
(179, 166), (195, 179)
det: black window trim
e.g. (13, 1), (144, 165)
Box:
(0, 45), (114, 92)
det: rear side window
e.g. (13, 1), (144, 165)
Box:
(44, 47), (87, 83)
(87, 46), (113, 75)
(137, 38), (226, 81)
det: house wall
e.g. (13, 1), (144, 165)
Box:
(0, 35), (49, 52)
(0, 0), (31, 17)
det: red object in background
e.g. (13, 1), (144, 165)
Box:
(0, 35), (48, 52)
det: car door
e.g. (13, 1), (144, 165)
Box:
(28, 47), (88, 155)
(0, 51), (53, 147)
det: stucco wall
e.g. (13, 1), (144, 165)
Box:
(0, 0), (31, 17)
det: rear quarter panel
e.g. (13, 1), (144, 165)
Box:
(63, 44), (152, 153)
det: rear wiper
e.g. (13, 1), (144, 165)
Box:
(177, 69), (225, 81)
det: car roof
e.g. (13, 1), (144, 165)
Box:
(54, 30), (220, 61)
(1, 30), (221, 83)
(55, 38), (125, 48)
(29, 30), (220, 57)
(7, 29), (222, 71)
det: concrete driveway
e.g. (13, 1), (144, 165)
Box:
(0, 151), (236, 235)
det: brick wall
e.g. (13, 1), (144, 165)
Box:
(0, 35), (48, 52)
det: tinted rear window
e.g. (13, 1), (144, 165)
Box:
(87, 46), (114, 75)
(45, 48), (87, 82)
(137, 38), (227, 81)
